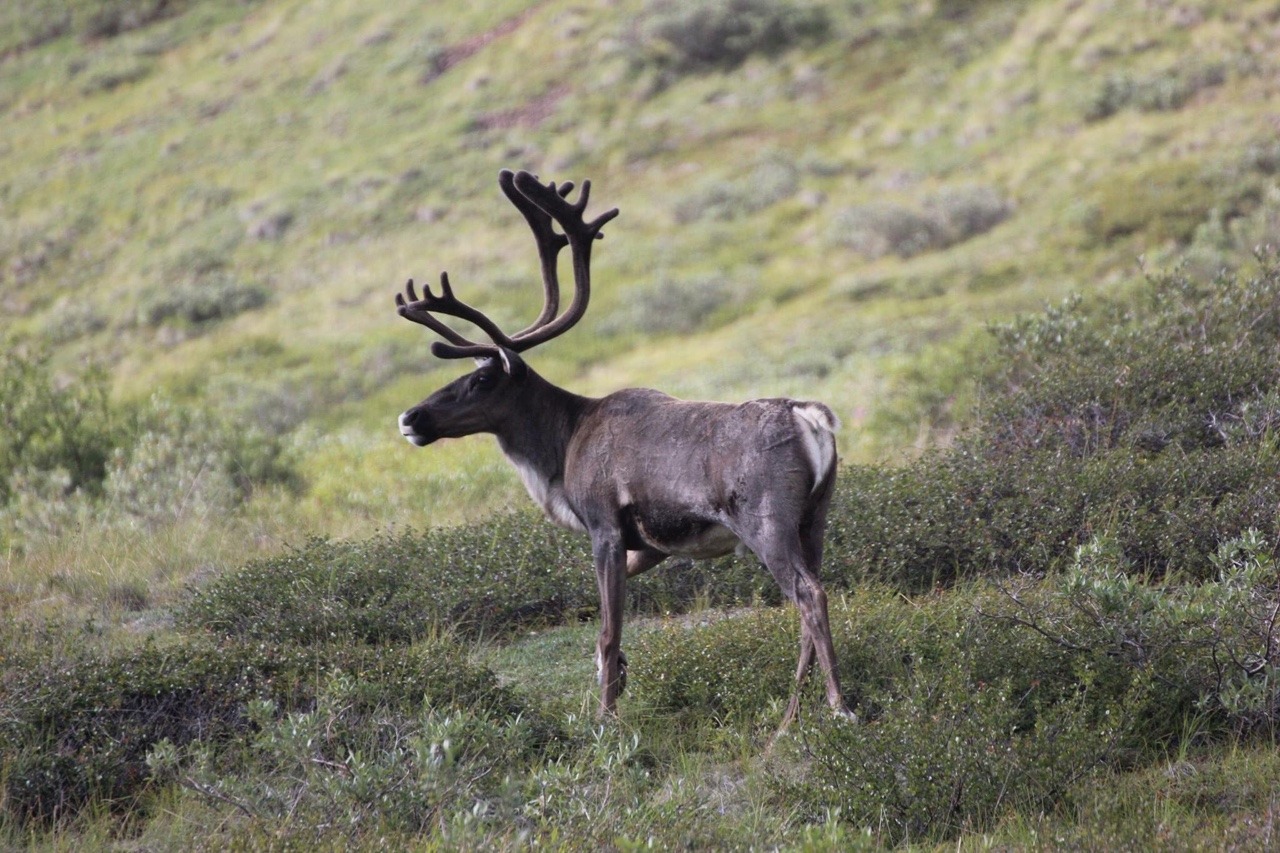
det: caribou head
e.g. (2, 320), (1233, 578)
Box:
(395, 170), (851, 729)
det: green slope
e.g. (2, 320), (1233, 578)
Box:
(3, 0), (1279, 533)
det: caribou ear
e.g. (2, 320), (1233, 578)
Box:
(495, 346), (527, 379)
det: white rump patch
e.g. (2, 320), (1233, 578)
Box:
(792, 403), (839, 493)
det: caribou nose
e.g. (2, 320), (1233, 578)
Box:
(398, 410), (431, 446)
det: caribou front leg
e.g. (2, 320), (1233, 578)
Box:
(592, 531), (628, 716)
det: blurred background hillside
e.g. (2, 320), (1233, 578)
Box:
(3, 0), (1279, 575)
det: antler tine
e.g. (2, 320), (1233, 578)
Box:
(508, 170), (620, 351)
(396, 273), (512, 359)
(498, 169), (569, 338)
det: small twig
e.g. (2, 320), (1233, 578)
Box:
(310, 756), (352, 776)
(977, 590), (1091, 654)
(180, 776), (260, 820)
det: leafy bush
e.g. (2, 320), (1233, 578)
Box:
(76, 56), (153, 93)
(1, 347), (297, 545)
(1185, 184), (1280, 277)
(766, 530), (1280, 843)
(138, 273), (270, 328)
(1, 637), (303, 825)
(0, 341), (121, 505)
(672, 153), (800, 223)
(822, 261), (1280, 587)
(601, 273), (745, 336)
(828, 201), (942, 259)
(0, 633), (526, 827)
(181, 514), (775, 644)
(632, 609), (799, 721)
(105, 395), (297, 527)
(624, 0), (830, 74)
(790, 672), (1122, 844)
(828, 185), (1010, 259)
(1086, 63), (1227, 122)
(150, 695), (547, 844)
(925, 184), (1013, 245)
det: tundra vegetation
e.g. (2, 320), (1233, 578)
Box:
(3, 0), (1280, 848)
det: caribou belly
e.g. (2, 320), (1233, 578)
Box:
(632, 513), (741, 560)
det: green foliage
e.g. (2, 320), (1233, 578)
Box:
(791, 674), (1122, 844)
(828, 184), (1011, 259)
(824, 262), (1280, 587)
(151, 700), (548, 846)
(768, 530), (1280, 842)
(624, 0), (830, 74)
(0, 632), (527, 828)
(672, 152), (800, 223)
(632, 609), (799, 722)
(1084, 159), (1220, 244)
(828, 201), (941, 259)
(0, 345), (296, 545)
(1185, 183), (1280, 278)
(0, 0), (259, 54)
(137, 275), (270, 329)
(181, 515), (775, 644)
(601, 272), (745, 336)
(1, 637), (302, 825)
(0, 341), (121, 505)
(1086, 63), (1227, 122)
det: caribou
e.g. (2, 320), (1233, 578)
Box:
(395, 170), (850, 728)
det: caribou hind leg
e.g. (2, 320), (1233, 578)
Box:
(780, 619), (817, 731)
(742, 474), (850, 730)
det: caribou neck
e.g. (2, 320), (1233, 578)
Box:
(493, 369), (593, 530)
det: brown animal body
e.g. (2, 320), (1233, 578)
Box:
(396, 170), (849, 727)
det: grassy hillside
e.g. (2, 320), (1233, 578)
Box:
(3, 0), (1280, 848)
(4, 0), (1278, 538)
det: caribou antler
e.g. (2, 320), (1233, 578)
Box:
(396, 169), (620, 360)
(395, 274), (515, 359)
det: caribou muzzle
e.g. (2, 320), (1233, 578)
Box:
(398, 409), (437, 447)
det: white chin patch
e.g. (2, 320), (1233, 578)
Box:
(399, 412), (427, 446)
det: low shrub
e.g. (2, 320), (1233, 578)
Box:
(0, 341), (122, 505)
(0, 334), (296, 543)
(828, 201), (942, 259)
(828, 184), (1010, 259)
(601, 273), (745, 336)
(631, 608), (799, 721)
(181, 515), (776, 644)
(624, 0), (830, 74)
(823, 261), (1280, 587)
(672, 153), (800, 223)
(1185, 184), (1280, 278)
(138, 274), (270, 328)
(0, 633), (527, 827)
(925, 183), (1013, 245)
(151, 698), (548, 845)
(1083, 159), (1219, 244)
(771, 529), (1280, 843)
(1086, 63), (1227, 122)
(2, 384), (298, 545)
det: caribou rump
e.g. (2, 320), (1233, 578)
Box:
(395, 170), (850, 727)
